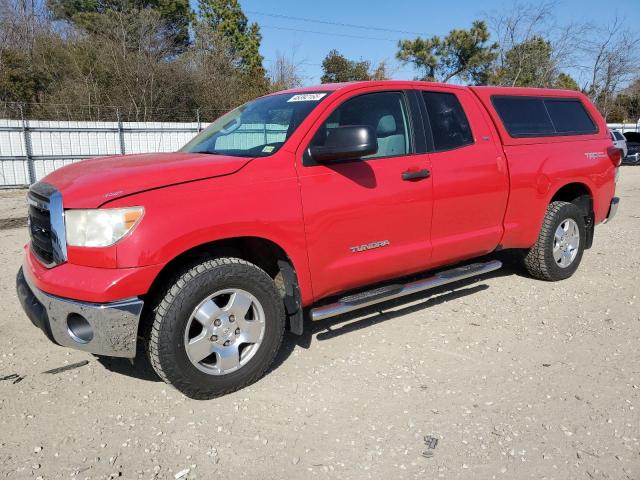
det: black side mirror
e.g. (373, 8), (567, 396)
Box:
(309, 125), (378, 162)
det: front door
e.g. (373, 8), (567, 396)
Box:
(295, 90), (433, 301)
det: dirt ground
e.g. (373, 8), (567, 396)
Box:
(0, 168), (639, 480)
(0, 190), (27, 230)
(0, 190), (26, 219)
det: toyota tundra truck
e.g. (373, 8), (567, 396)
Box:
(16, 81), (621, 399)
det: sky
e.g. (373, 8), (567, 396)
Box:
(227, 0), (640, 86)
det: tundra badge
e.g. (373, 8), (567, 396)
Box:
(350, 240), (390, 253)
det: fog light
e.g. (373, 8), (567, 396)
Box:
(67, 313), (93, 344)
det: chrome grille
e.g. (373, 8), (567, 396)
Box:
(27, 183), (67, 267)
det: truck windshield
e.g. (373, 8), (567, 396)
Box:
(180, 92), (330, 157)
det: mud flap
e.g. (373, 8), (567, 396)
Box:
(277, 260), (304, 335)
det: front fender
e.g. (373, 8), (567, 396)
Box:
(108, 159), (314, 304)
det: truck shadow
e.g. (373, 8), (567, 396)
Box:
(270, 250), (525, 373)
(95, 346), (162, 382)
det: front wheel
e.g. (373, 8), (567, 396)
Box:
(147, 258), (285, 399)
(523, 201), (586, 281)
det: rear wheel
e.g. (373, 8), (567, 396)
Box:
(147, 258), (285, 399)
(523, 201), (586, 281)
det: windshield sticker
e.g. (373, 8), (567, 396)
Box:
(287, 93), (327, 103)
(262, 145), (275, 153)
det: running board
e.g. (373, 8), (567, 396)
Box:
(310, 260), (502, 321)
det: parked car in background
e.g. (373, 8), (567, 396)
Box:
(622, 131), (640, 165)
(610, 129), (628, 158)
(17, 81), (620, 399)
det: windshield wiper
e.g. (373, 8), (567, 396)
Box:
(193, 150), (220, 155)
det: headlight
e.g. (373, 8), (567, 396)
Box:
(65, 207), (144, 247)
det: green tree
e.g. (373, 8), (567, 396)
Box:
(47, 0), (193, 49)
(371, 61), (389, 81)
(320, 50), (371, 83)
(396, 21), (497, 84)
(610, 78), (640, 122)
(198, 0), (265, 77)
(490, 36), (580, 90)
(555, 73), (580, 91)
(188, 23), (267, 111)
(491, 36), (553, 87)
(0, 48), (42, 103)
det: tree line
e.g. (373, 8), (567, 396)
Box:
(1, 0), (638, 122)
(0, 0), (280, 121)
(321, 3), (640, 122)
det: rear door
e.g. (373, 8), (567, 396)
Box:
(295, 89), (433, 301)
(417, 86), (509, 265)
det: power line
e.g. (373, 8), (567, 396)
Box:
(260, 24), (399, 43)
(247, 10), (424, 37)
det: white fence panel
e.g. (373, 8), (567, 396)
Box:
(0, 119), (203, 186)
(0, 120), (30, 185)
(29, 121), (121, 157)
(122, 122), (204, 154)
(0, 160), (30, 186)
(607, 122), (640, 133)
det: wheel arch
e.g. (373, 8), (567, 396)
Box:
(141, 236), (305, 336)
(548, 182), (595, 248)
(549, 181), (593, 205)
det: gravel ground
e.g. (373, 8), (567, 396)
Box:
(0, 168), (639, 480)
(0, 190), (27, 230)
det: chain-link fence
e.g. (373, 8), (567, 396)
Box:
(0, 102), (227, 124)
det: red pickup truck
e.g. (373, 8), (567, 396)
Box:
(17, 81), (620, 399)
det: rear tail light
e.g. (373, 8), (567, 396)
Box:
(607, 146), (622, 167)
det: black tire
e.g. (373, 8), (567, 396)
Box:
(147, 257), (285, 399)
(523, 201), (586, 281)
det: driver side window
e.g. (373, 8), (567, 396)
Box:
(310, 92), (412, 159)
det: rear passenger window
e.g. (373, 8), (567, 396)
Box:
(544, 99), (597, 134)
(422, 92), (473, 151)
(491, 97), (554, 136)
(492, 96), (597, 137)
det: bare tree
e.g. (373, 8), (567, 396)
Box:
(268, 51), (303, 91)
(1, 0), (273, 121)
(90, 9), (181, 120)
(183, 23), (265, 118)
(485, 1), (587, 87)
(581, 17), (640, 119)
(0, 0), (51, 49)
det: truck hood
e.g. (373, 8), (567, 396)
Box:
(43, 153), (252, 208)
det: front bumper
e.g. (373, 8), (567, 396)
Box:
(603, 197), (620, 224)
(16, 267), (144, 358)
